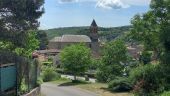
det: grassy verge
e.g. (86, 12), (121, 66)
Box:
(52, 78), (132, 96)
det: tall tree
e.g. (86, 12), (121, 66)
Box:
(0, 0), (44, 48)
(129, 0), (170, 90)
(36, 30), (48, 50)
(96, 40), (128, 82)
(60, 44), (91, 81)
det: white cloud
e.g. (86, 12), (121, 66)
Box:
(96, 0), (129, 9)
(122, 0), (151, 6)
(58, 0), (151, 9)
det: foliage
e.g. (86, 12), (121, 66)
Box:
(14, 31), (40, 57)
(129, 64), (164, 96)
(108, 77), (132, 92)
(89, 58), (100, 70)
(43, 26), (131, 41)
(0, 41), (14, 51)
(96, 40), (128, 82)
(36, 30), (48, 50)
(36, 77), (43, 86)
(41, 67), (61, 82)
(19, 78), (28, 95)
(139, 51), (152, 64)
(0, 0), (44, 47)
(161, 91), (170, 96)
(60, 44), (91, 80)
(129, 0), (170, 94)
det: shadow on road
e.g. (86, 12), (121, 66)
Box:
(58, 80), (89, 86)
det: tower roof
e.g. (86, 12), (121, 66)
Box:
(91, 19), (97, 27)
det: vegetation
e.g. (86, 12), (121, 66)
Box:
(14, 31), (40, 57)
(60, 44), (91, 81)
(96, 40), (128, 82)
(108, 77), (132, 92)
(129, 64), (164, 96)
(0, 0), (44, 94)
(36, 30), (48, 50)
(127, 0), (170, 95)
(53, 78), (132, 96)
(161, 91), (170, 96)
(0, 0), (44, 48)
(43, 26), (131, 41)
(41, 67), (61, 82)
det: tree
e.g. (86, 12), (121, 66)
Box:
(14, 30), (40, 58)
(36, 30), (48, 50)
(129, 0), (170, 63)
(0, 0), (44, 48)
(96, 40), (128, 82)
(129, 0), (170, 94)
(60, 44), (91, 81)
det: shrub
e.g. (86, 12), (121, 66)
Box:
(161, 91), (170, 96)
(36, 77), (43, 86)
(139, 51), (152, 64)
(129, 64), (164, 96)
(108, 77), (132, 92)
(42, 67), (61, 82)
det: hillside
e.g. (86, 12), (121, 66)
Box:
(43, 25), (132, 41)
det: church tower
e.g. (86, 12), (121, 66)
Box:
(90, 19), (99, 53)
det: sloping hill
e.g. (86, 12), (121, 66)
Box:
(43, 26), (132, 41)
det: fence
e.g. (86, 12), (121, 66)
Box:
(0, 51), (40, 96)
(0, 63), (17, 96)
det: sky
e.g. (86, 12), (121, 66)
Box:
(39, 0), (151, 29)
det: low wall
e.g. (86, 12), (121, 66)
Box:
(22, 87), (40, 96)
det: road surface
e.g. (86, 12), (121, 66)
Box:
(41, 83), (98, 96)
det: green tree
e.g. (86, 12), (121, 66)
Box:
(60, 44), (91, 81)
(0, 0), (44, 47)
(36, 30), (48, 50)
(96, 40), (128, 82)
(129, 0), (170, 94)
(14, 30), (40, 58)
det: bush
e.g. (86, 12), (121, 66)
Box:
(42, 67), (61, 82)
(139, 51), (152, 64)
(129, 64), (164, 96)
(108, 77), (132, 92)
(161, 91), (170, 96)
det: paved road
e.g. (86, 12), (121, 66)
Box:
(41, 83), (98, 96)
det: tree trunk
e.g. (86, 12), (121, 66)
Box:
(74, 75), (76, 81)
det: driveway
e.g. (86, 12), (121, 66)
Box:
(41, 83), (98, 96)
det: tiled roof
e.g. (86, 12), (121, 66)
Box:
(50, 37), (62, 42)
(50, 35), (91, 43)
(62, 35), (91, 42)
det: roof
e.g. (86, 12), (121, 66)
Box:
(36, 49), (61, 54)
(50, 35), (91, 43)
(50, 37), (62, 42)
(91, 19), (97, 27)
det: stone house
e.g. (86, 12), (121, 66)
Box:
(48, 19), (100, 53)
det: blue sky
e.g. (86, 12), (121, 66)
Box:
(39, 0), (151, 29)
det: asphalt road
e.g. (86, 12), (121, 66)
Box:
(41, 83), (98, 96)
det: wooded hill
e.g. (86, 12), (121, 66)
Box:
(43, 25), (132, 41)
